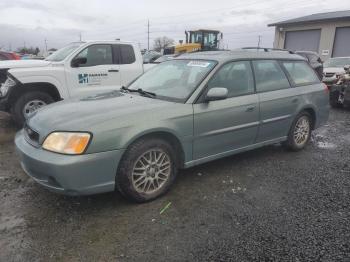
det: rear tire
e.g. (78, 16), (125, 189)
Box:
(283, 111), (312, 151)
(11, 91), (54, 127)
(116, 138), (177, 203)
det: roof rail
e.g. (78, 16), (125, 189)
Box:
(241, 47), (295, 54)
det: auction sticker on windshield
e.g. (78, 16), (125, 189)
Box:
(187, 61), (212, 67)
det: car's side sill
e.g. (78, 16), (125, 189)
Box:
(184, 136), (287, 168)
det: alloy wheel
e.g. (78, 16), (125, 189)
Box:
(293, 116), (310, 146)
(131, 149), (171, 194)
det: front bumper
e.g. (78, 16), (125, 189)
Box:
(15, 130), (125, 196)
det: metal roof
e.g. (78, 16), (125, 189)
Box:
(175, 50), (305, 63)
(268, 10), (350, 27)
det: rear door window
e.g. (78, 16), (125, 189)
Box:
(120, 45), (136, 64)
(282, 61), (320, 86)
(253, 60), (290, 92)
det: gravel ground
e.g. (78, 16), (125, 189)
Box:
(0, 109), (349, 262)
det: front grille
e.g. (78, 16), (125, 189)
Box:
(24, 124), (40, 146)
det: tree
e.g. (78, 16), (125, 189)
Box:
(16, 46), (40, 55)
(153, 36), (175, 52)
(34, 47), (40, 55)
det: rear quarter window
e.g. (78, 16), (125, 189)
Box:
(282, 61), (320, 86)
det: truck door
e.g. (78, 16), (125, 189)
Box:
(66, 44), (121, 98)
(114, 44), (144, 86)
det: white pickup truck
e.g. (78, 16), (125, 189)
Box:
(0, 40), (156, 125)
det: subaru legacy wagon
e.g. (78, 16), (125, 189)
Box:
(15, 50), (329, 202)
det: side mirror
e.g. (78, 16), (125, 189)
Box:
(205, 87), (228, 102)
(71, 57), (87, 67)
(344, 65), (350, 72)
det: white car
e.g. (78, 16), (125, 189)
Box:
(0, 40), (155, 125)
(323, 57), (350, 87)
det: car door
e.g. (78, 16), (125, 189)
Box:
(66, 44), (121, 97)
(253, 60), (298, 143)
(193, 60), (259, 160)
(115, 44), (143, 86)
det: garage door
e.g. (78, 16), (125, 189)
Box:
(332, 27), (350, 57)
(284, 29), (321, 52)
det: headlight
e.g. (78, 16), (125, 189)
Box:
(0, 76), (16, 97)
(42, 132), (91, 155)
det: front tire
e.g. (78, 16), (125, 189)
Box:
(116, 138), (177, 203)
(11, 91), (54, 126)
(283, 111), (312, 151)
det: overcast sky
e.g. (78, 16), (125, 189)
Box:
(0, 0), (349, 52)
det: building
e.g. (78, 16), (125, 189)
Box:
(268, 10), (350, 60)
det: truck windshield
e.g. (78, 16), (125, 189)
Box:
(128, 59), (216, 102)
(324, 58), (350, 68)
(45, 42), (84, 62)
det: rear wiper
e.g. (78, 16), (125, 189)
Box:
(120, 86), (156, 98)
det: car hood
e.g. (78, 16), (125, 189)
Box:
(0, 59), (51, 69)
(323, 67), (345, 74)
(27, 91), (173, 136)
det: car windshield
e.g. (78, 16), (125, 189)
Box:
(128, 59), (216, 102)
(45, 42), (84, 62)
(324, 57), (350, 68)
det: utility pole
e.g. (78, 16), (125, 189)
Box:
(147, 20), (150, 51)
(257, 35), (262, 48)
(44, 39), (48, 53)
(79, 33), (82, 41)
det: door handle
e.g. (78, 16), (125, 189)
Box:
(108, 69), (119, 72)
(292, 98), (299, 103)
(245, 106), (255, 112)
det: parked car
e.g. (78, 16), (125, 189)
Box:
(153, 54), (179, 63)
(323, 57), (350, 87)
(329, 65), (350, 108)
(143, 50), (161, 64)
(15, 50), (329, 202)
(295, 51), (323, 80)
(0, 51), (21, 61)
(0, 40), (156, 126)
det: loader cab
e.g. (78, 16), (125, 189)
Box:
(186, 29), (222, 51)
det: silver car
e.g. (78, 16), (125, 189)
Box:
(15, 50), (329, 202)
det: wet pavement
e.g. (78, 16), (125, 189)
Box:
(0, 109), (349, 261)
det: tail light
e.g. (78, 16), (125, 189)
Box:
(323, 83), (329, 92)
(12, 53), (21, 60)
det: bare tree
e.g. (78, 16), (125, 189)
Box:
(153, 36), (175, 52)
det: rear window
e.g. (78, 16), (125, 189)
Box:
(282, 61), (320, 85)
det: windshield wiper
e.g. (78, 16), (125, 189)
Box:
(120, 86), (156, 98)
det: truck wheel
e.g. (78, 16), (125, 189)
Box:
(116, 138), (177, 203)
(11, 91), (54, 126)
(283, 111), (312, 151)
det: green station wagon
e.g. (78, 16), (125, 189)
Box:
(15, 50), (330, 202)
